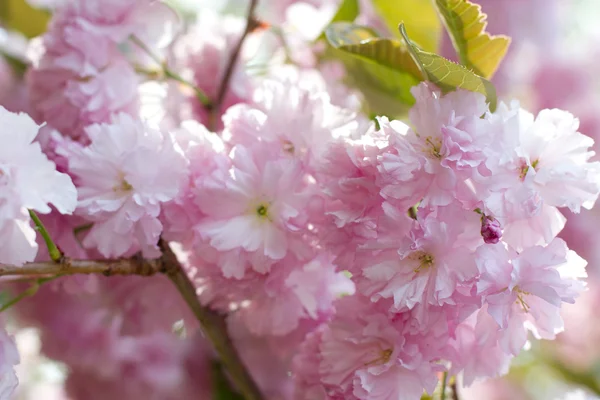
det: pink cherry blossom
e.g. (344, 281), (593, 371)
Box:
(447, 307), (512, 386)
(222, 77), (357, 170)
(295, 295), (439, 400)
(359, 210), (478, 313)
(476, 238), (587, 355)
(194, 143), (309, 271)
(161, 120), (227, 245)
(236, 253), (354, 336)
(0, 108), (77, 265)
(3, 1), (600, 397)
(55, 112), (186, 257)
(377, 83), (491, 209)
(481, 103), (600, 249)
(59, 0), (179, 47)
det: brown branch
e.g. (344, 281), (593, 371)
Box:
(0, 245), (262, 399)
(1, 245), (264, 400)
(208, 0), (259, 130)
(159, 240), (263, 400)
(0, 257), (162, 277)
(451, 380), (460, 400)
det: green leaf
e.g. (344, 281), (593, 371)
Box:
(326, 23), (422, 80)
(330, 0), (359, 25)
(399, 23), (497, 111)
(325, 22), (421, 116)
(0, 0), (50, 38)
(371, 0), (442, 52)
(434, 0), (511, 78)
(317, 0), (359, 40)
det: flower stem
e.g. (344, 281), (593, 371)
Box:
(450, 379), (459, 400)
(0, 246), (264, 399)
(440, 372), (448, 400)
(209, 0), (259, 130)
(159, 239), (264, 400)
(129, 35), (211, 107)
(28, 210), (61, 262)
(0, 276), (59, 312)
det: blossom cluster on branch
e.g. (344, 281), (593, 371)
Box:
(0, 0), (598, 399)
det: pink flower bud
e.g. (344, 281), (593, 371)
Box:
(481, 216), (502, 244)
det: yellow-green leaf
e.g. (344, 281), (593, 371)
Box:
(326, 22), (422, 80)
(330, 0), (359, 24)
(434, 0), (511, 78)
(399, 23), (497, 111)
(318, 0), (360, 40)
(0, 0), (50, 38)
(325, 22), (422, 115)
(371, 0), (441, 52)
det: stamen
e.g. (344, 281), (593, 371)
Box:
(410, 251), (434, 273)
(256, 204), (269, 218)
(364, 348), (393, 366)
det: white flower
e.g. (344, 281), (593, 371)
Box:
(0, 107), (76, 266)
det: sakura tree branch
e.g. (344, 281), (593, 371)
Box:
(451, 380), (459, 400)
(159, 240), (263, 400)
(209, 0), (259, 129)
(0, 258), (162, 277)
(0, 246), (264, 400)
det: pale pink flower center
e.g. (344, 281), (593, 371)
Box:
(421, 136), (443, 160)
(255, 203), (270, 220)
(514, 286), (531, 312)
(113, 172), (133, 193)
(519, 159), (540, 181)
(364, 347), (394, 367)
(410, 251), (435, 273)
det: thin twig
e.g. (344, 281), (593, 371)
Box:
(159, 240), (263, 400)
(451, 379), (459, 400)
(129, 35), (212, 107)
(0, 247), (263, 399)
(0, 258), (162, 277)
(209, 0), (259, 129)
(440, 371), (448, 400)
(0, 276), (60, 312)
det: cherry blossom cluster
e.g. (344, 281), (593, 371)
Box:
(0, 0), (598, 399)
(287, 83), (597, 399)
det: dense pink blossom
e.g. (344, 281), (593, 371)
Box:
(2, 1), (600, 398)
(476, 238), (586, 355)
(223, 77), (357, 170)
(194, 143), (309, 272)
(237, 253), (354, 336)
(359, 210), (477, 313)
(481, 103), (600, 249)
(26, 0), (178, 140)
(377, 83), (491, 209)
(0, 108), (76, 265)
(55, 113), (186, 257)
(447, 307), (511, 386)
(293, 295), (439, 400)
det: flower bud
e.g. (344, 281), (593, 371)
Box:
(481, 215), (502, 244)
